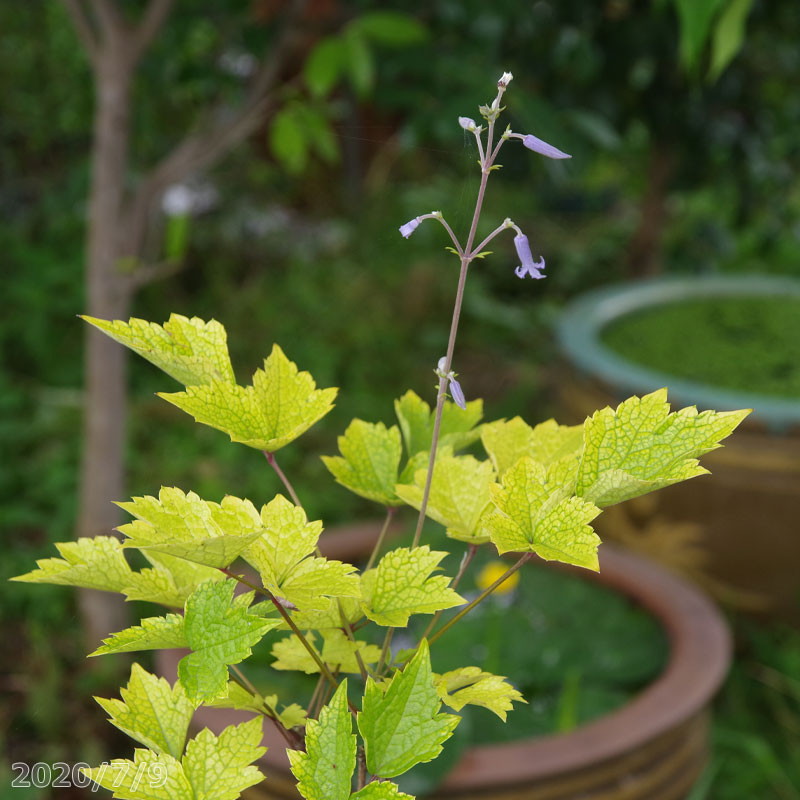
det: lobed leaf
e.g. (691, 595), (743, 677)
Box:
(435, 667), (525, 721)
(576, 389), (750, 507)
(123, 551), (223, 608)
(271, 630), (380, 675)
(90, 613), (187, 656)
(94, 664), (194, 758)
(483, 457), (602, 571)
(394, 390), (483, 457)
(481, 417), (583, 478)
(394, 452), (495, 543)
(243, 495), (360, 611)
(158, 344), (337, 452)
(82, 314), (235, 387)
(358, 641), (459, 778)
(117, 487), (264, 569)
(361, 546), (464, 627)
(288, 681), (356, 800)
(11, 536), (133, 593)
(178, 580), (280, 704)
(182, 717), (266, 800)
(322, 419), (403, 506)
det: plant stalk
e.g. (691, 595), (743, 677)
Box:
(427, 553), (532, 646)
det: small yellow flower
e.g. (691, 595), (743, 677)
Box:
(476, 560), (519, 595)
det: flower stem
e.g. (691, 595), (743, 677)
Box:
(264, 450), (302, 508)
(366, 507), (396, 571)
(418, 543), (478, 644)
(427, 553), (533, 646)
(410, 107), (498, 550)
(376, 627), (395, 676)
(221, 567), (348, 705)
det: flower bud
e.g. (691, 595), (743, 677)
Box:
(458, 116), (477, 131)
(521, 134), (571, 160)
(399, 217), (421, 238)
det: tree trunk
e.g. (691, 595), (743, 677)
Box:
(77, 54), (135, 647)
(625, 147), (674, 278)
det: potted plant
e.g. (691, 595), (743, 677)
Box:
(14, 74), (746, 800)
(556, 275), (800, 621)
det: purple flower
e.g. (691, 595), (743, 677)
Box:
(521, 134), (571, 160)
(459, 116), (477, 131)
(514, 234), (546, 279)
(399, 217), (421, 238)
(449, 377), (466, 410)
(436, 357), (467, 410)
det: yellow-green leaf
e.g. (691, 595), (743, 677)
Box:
(394, 452), (495, 543)
(394, 389), (483, 456)
(435, 667), (525, 721)
(178, 580), (280, 704)
(481, 416), (583, 478)
(11, 536), (133, 593)
(82, 314), (235, 387)
(243, 495), (360, 611)
(322, 420), (403, 506)
(117, 487), (265, 569)
(484, 457), (602, 571)
(94, 664), (194, 758)
(358, 640), (459, 778)
(123, 551), (223, 608)
(576, 389), (750, 507)
(361, 546), (464, 627)
(83, 718), (265, 800)
(351, 783), (414, 799)
(288, 681), (355, 800)
(90, 613), (187, 656)
(158, 344), (337, 452)
(271, 630), (380, 674)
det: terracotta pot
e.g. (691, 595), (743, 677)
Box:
(156, 523), (730, 800)
(555, 275), (800, 623)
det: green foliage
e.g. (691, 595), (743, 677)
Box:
(159, 343), (337, 452)
(435, 667), (525, 721)
(322, 420), (404, 506)
(118, 487), (265, 568)
(394, 452), (495, 543)
(288, 682), (356, 800)
(483, 457), (602, 570)
(243, 494), (360, 610)
(178, 580), (278, 704)
(82, 314), (235, 387)
(91, 612), (188, 657)
(271, 630), (380, 675)
(95, 664), (194, 758)
(83, 716), (266, 800)
(394, 391), (483, 458)
(481, 417), (583, 478)
(11, 536), (135, 593)
(575, 389), (750, 506)
(361, 546), (464, 627)
(358, 641), (459, 778)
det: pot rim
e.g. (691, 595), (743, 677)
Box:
(555, 274), (800, 431)
(156, 529), (730, 793)
(438, 541), (730, 790)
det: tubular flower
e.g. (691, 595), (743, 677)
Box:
(399, 217), (421, 238)
(513, 234), (545, 280)
(521, 133), (571, 160)
(436, 357), (467, 410)
(458, 116), (477, 131)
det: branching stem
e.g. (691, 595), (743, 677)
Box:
(428, 553), (533, 646)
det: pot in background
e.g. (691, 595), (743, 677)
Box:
(555, 275), (800, 623)
(157, 524), (730, 800)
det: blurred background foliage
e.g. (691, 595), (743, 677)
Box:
(1, 0), (799, 797)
